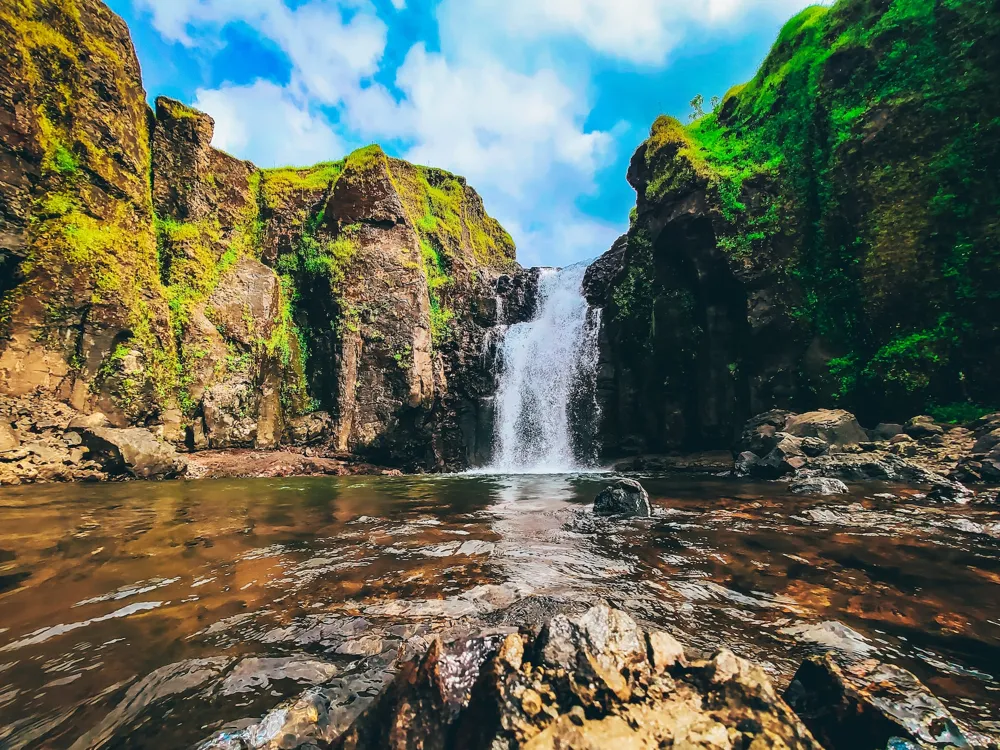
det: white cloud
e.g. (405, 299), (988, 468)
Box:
(193, 80), (343, 167)
(347, 45), (612, 198)
(135, 0), (386, 105)
(439, 0), (822, 65)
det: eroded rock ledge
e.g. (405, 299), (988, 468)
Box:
(198, 604), (995, 750)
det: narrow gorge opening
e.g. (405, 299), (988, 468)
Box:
(485, 262), (603, 474)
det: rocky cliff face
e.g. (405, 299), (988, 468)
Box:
(590, 0), (1000, 457)
(0, 0), (525, 473)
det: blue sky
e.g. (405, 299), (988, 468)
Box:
(107, 0), (824, 267)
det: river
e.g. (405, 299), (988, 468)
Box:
(1, 474), (999, 748)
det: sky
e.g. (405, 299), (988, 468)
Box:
(106, 0), (825, 268)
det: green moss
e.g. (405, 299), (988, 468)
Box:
(633, 0), (1000, 418)
(259, 160), (344, 210)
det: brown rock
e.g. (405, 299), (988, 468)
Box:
(79, 427), (187, 479)
(327, 605), (821, 750)
(0, 421), (20, 452)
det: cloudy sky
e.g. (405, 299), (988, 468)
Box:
(107, 0), (823, 267)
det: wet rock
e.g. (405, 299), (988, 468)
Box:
(734, 450), (760, 478)
(78, 427), (187, 479)
(755, 433), (808, 479)
(593, 478), (652, 517)
(779, 621), (875, 657)
(803, 454), (972, 502)
(784, 410), (869, 451)
(582, 234), (627, 306)
(904, 416), (945, 439)
(784, 654), (989, 750)
(789, 477), (849, 496)
(329, 605), (822, 750)
(613, 451), (734, 474)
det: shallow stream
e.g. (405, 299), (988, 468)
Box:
(1, 475), (999, 748)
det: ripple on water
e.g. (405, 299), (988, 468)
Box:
(0, 475), (998, 747)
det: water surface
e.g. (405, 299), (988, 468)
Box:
(1, 475), (998, 747)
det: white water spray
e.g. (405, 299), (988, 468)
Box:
(487, 263), (602, 474)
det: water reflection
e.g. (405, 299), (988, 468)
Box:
(0, 475), (998, 747)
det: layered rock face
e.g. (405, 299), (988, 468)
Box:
(0, 0), (523, 473)
(590, 0), (1000, 457)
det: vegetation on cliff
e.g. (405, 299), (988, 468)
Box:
(618, 0), (999, 427)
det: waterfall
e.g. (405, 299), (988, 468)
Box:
(487, 262), (602, 474)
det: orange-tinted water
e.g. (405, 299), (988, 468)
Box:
(0, 475), (998, 748)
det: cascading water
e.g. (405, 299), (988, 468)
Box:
(487, 262), (603, 474)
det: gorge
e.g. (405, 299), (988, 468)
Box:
(1, 0), (1000, 747)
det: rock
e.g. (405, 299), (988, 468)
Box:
(904, 416), (945, 439)
(803, 454), (972, 502)
(800, 436), (828, 457)
(736, 409), (793, 456)
(973, 427), (1000, 455)
(871, 423), (904, 441)
(329, 605), (822, 750)
(889, 434), (918, 457)
(67, 412), (113, 431)
(79, 427), (187, 479)
(789, 476), (849, 495)
(202, 378), (262, 449)
(612, 451), (734, 474)
(593, 479), (652, 517)
(755, 433), (808, 479)
(784, 654), (988, 750)
(0, 422), (20, 452)
(734, 450), (760, 477)
(784, 409), (869, 451)
(284, 412), (333, 446)
(582, 234), (627, 306)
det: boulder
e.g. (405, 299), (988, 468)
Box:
(755, 433), (808, 479)
(66, 412), (113, 431)
(800, 436), (828, 457)
(736, 409), (793, 456)
(973, 427), (1000, 455)
(329, 605), (822, 750)
(734, 450), (760, 477)
(871, 423), (904, 441)
(284, 412), (333, 446)
(784, 654), (988, 750)
(789, 477), (849, 495)
(79, 427), (187, 479)
(783, 410), (868, 451)
(0, 422), (20, 452)
(203, 378), (260, 449)
(904, 415), (945, 439)
(593, 479), (652, 517)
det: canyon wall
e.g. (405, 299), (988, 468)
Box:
(588, 0), (1000, 457)
(0, 0), (527, 471)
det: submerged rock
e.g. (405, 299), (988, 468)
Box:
(330, 605), (822, 749)
(593, 478), (652, 517)
(789, 477), (849, 496)
(784, 654), (990, 750)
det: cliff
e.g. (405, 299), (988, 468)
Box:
(591, 0), (1000, 455)
(0, 0), (522, 472)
